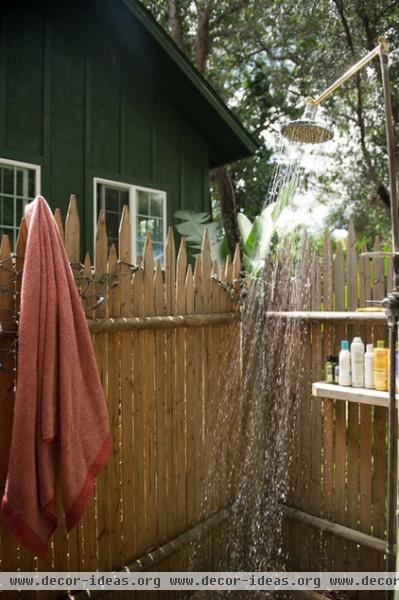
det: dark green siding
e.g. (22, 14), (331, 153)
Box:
(0, 1), (210, 253)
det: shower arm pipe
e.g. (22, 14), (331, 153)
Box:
(306, 39), (385, 107)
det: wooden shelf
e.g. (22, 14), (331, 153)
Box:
(266, 310), (386, 322)
(312, 381), (394, 408)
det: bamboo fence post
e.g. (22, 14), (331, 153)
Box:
(154, 259), (167, 543)
(165, 228), (176, 539)
(333, 241), (346, 572)
(94, 211), (111, 570)
(54, 208), (64, 243)
(175, 238), (187, 544)
(201, 231), (213, 569)
(346, 222), (360, 572)
(321, 231), (333, 568)
(106, 243), (123, 569)
(118, 206), (135, 565)
(79, 252), (98, 570)
(142, 234), (157, 549)
(193, 255), (204, 532)
(65, 194), (80, 283)
(185, 264), (196, 531)
(359, 244), (375, 578)
(299, 239), (312, 570)
(309, 252), (321, 566)
(61, 199), (81, 573)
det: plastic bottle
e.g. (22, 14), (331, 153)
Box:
(374, 340), (388, 391)
(351, 336), (365, 388)
(325, 356), (335, 383)
(364, 344), (374, 389)
(338, 340), (351, 386)
(332, 356), (339, 384)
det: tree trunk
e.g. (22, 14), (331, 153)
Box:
(213, 166), (240, 253)
(168, 0), (184, 51)
(194, 2), (212, 75)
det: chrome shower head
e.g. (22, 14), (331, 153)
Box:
(281, 101), (333, 144)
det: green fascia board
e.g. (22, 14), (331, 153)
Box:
(121, 0), (258, 163)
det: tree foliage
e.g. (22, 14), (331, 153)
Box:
(143, 0), (399, 246)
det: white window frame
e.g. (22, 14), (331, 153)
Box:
(93, 177), (167, 261)
(0, 157), (41, 242)
(0, 157), (41, 195)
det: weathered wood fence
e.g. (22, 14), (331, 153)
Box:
(264, 223), (390, 580)
(0, 196), (242, 598)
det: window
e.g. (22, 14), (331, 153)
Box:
(94, 178), (167, 263)
(0, 159), (41, 246)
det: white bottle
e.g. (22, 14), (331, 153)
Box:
(351, 336), (365, 388)
(338, 340), (351, 386)
(364, 343), (374, 389)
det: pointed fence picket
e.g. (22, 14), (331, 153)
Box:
(0, 196), (241, 593)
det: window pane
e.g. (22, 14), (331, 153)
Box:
(3, 168), (14, 195)
(28, 170), (36, 197)
(153, 242), (163, 262)
(150, 193), (163, 217)
(16, 198), (24, 223)
(16, 168), (30, 198)
(1, 196), (14, 226)
(138, 190), (149, 215)
(119, 189), (129, 206)
(136, 237), (145, 258)
(152, 218), (163, 242)
(106, 212), (120, 241)
(105, 187), (120, 212)
(137, 217), (156, 239)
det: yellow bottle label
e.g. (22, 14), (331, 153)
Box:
(374, 349), (388, 391)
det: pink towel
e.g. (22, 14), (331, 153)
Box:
(2, 196), (110, 558)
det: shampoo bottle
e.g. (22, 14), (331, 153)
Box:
(374, 340), (388, 391)
(338, 340), (351, 386)
(351, 336), (365, 388)
(364, 344), (374, 389)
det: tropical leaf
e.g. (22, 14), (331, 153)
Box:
(272, 177), (298, 221)
(243, 202), (276, 261)
(237, 212), (253, 244)
(174, 210), (225, 263)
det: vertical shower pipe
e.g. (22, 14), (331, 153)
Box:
(379, 37), (399, 582)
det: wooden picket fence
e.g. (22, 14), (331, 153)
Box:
(0, 196), (242, 598)
(263, 222), (391, 582)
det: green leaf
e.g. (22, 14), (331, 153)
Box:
(272, 178), (297, 221)
(244, 202), (275, 261)
(237, 212), (253, 244)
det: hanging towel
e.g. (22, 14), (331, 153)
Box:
(2, 196), (110, 558)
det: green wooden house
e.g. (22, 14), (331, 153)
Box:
(0, 0), (256, 260)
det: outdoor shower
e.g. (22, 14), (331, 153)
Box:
(281, 35), (399, 584)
